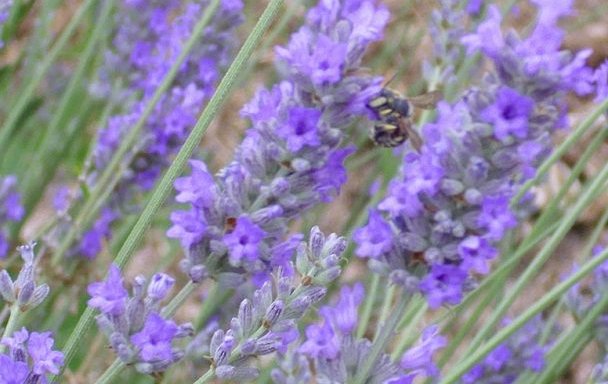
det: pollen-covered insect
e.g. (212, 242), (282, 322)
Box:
(367, 88), (441, 150)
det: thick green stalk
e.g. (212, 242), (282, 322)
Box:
(356, 274), (380, 338)
(0, 0), (95, 157)
(54, 0), (284, 379)
(464, 160), (608, 354)
(161, 281), (197, 319)
(93, 359), (126, 384)
(0, 304), (21, 353)
(50, 0), (222, 266)
(439, 247), (608, 384)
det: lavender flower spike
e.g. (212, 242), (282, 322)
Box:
(193, 227), (346, 381)
(87, 265), (192, 374)
(0, 327), (64, 382)
(169, 0), (389, 283)
(0, 242), (49, 311)
(354, 0), (594, 307)
(272, 283), (445, 383)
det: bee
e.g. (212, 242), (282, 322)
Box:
(367, 88), (442, 150)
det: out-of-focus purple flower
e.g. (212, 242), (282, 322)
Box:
(594, 60), (608, 102)
(169, 0), (388, 283)
(0, 176), (24, 259)
(27, 331), (65, 375)
(87, 263), (128, 316)
(460, 317), (553, 383)
(0, 354), (29, 384)
(131, 313), (179, 363)
(88, 265), (192, 373)
(400, 325), (447, 378)
(353, 210), (393, 259)
(0, 327), (64, 382)
(58, 0), (244, 261)
(0, 1), (13, 48)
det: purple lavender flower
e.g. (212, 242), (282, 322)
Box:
(87, 265), (192, 373)
(0, 327), (64, 382)
(460, 317), (553, 383)
(131, 313), (179, 363)
(594, 60), (608, 102)
(274, 283), (445, 383)
(223, 216), (266, 267)
(355, 0), (593, 307)
(0, 354), (29, 384)
(55, 0), (244, 261)
(27, 331), (65, 375)
(169, 0), (388, 283)
(0, 176), (24, 258)
(87, 263), (129, 316)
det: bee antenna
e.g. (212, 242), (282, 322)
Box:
(383, 72), (399, 87)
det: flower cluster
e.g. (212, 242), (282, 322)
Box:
(461, 316), (553, 383)
(0, 243), (49, 311)
(0, 176), (24, 258)
(354, 0), (594, 307)
(87, 265), (193, 373)
(70, 0), (244, 259)
(0, 327), (64, 383)
(168, 0), (388, 282)
(272, 283), (445, 383)
(189, 227), (346, 381)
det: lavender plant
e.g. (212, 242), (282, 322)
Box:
(1, 0), (608, 383)
(168, 0), (389, 283)
(354, 0), (594, 308)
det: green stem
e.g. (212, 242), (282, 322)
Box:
(93, 359), (126, 384)
(0, 304), (21, 353)
(356, 274), (380, 338)
(511, 97), (608, 207)
(0, 0), (95, 157)
(439, 247), (608, 384)
(352, 293), (409, 384)
(392, 298), (427, 358)
(54, 1), (283, 379)
(161, 281), (197, 319)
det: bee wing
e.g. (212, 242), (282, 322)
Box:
(399, 118), (423, 152)
(408, 90), (442, 110)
